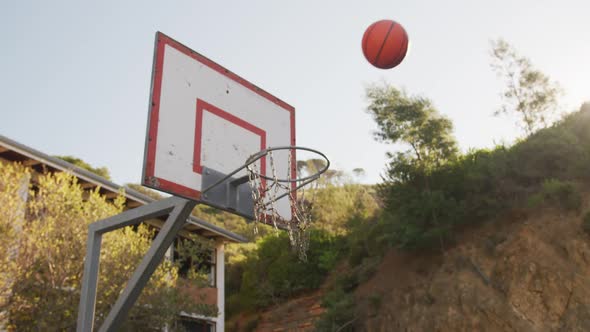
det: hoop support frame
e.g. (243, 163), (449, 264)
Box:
(200, 146), (330, 219)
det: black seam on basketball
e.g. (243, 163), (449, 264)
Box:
(363, 23), (377, 60)
(375, 21), (396, 67)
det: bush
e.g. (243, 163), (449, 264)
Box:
(315, 256), (380, 331)
(368, 293), (383, 314)
(528, 179), (582, 212)
(376, 106), (590, 251)
(583, 212), (590, 234)
(0, 165), (206, 330)
(347, 215), (388, 267)
(228, 105), (590, 320)
(315, 288), (356, 332)
(312, 184), (379, 235)
(381, 186), (464, 250)
(226, 229), (343, 315)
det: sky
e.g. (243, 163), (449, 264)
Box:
(1, 0), (589, 185)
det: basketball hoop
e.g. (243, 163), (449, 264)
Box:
(245, 146), (330, 261)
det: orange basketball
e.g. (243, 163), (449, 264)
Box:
(362, 19), (409, 69)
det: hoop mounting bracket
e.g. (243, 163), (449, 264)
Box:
(201, 166), (254, 219)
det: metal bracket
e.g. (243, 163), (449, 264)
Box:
(76, 196), (197, 332)
(201, 166), (254, 220)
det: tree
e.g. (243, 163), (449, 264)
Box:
(490, 38), (562, 136)
(125, 183), (164, 200)
(352, 168), (366, 180)
(56, 155), (112, 180)
(311, 184), (378, 235)
(297, 159), (326, 177)
(365, 83), (458, 177)
(297, 159), (345, 187)
(0, 163), (215, 330)
(365, 83), (460, 250)
(0, 163), (30, 328)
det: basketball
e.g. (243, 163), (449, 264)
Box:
(362, 19), (409, 69)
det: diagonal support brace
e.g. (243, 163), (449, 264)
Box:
(76, 196), (197, 332)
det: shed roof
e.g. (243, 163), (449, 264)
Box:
(0, 134), (247, 243)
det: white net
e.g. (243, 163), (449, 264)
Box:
(246, 149), (317, 261)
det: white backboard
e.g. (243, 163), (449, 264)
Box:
(142, 32), (295, 220)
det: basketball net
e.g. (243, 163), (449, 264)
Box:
(246, 150), (317, 262)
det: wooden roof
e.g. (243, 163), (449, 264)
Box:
(0, 135), (246, 243)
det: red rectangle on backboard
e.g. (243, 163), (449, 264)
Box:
(193, 98), (267, 178)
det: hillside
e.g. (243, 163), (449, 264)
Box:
(243, 201), (590, 331)
(225, 104), (590, 331)
(356, 203), (590, 331)
(246, 200), (590, 332)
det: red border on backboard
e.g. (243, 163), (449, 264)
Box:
(142, 32), (296, 201)
(193, 98), (267, 177)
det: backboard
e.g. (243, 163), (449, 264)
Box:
(142, 32), (295, 220)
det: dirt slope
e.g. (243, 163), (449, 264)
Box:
(227, 290), (325, 332)
(356, 206), (590, 331)
(235, 202), (590, 331)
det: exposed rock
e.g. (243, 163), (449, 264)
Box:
(357, 207), (590, 331)
(233, 203), (590, 331)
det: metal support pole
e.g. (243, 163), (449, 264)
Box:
(76, 228), (103, 331)
(98, 198), (196, 331)
(76, 196), (197, 332)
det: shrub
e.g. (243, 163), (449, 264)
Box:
(0, 165), (206, 330)
(315, 256), (380, 331)
(347, 215), (388, 267)
(368, 293), (383, 313)
(243, 316), (259, 332)
(226, 229), (342, 315)
(315, 288), (356, 332)
(375, 106), (590, 251)
(528, 179), (582, 212)
(312, 184), (379, 235)
(583, 212), (590, 234)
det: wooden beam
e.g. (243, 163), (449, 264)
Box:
(200, 230), (219, 238)
(0, 146), (8, 153)
(103, 192), (119, 199)
(23, 159), (41, 166)
(126, 201), (142, 209)
(80, 182), (97, 189)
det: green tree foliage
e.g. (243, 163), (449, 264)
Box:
(191, 204), (271, 241)
(315, 287), (355, 332)
(298, 158), (345, 186)
(366, 83), (459, 173)
(311, 184), (378, 235)
(314, 100), (589, 330)
(379, 104), (590, 249)
(56, 155), (112, 180)
(352, 168), (366, 181)
(490, 38), (562, 136)
(364, 82), (589, 250)
(297, 159), (326, 177)
(583, 211), (590, 234)
(0, 164), (215, 330)
(224, 168), (380, 316)
(226, 230), (343, 316)
(313, 103), (590, 332)
(365, 83), (459, 249)
(528, 179), (582, 212)
(125, 183), (164, 201)
(315, 255), (381, 331)
(223, 166), (379, 321)
(0, 162), (29, 325)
